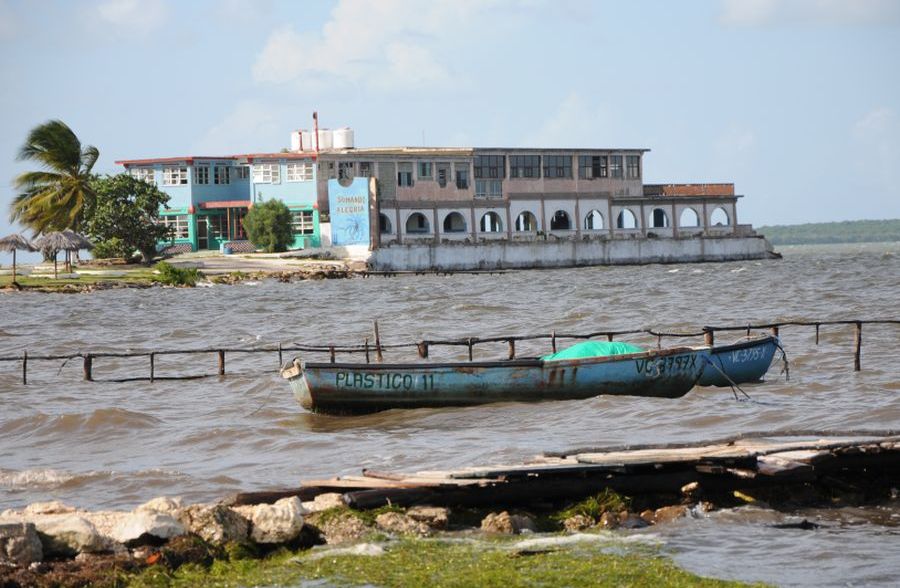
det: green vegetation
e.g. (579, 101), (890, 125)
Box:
(243, 198), (294, 252)
(153, 262), (201, 287)
(555, 489), (632, 522)
(758, 219), (900, 245)
(85, 174), (172, 264)
(9, 120), (98, 234)
(126, 537), (757, 588)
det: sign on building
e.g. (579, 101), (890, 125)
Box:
(327, 177), (371, 246)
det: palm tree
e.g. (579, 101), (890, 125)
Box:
(9, 120), (99, 235)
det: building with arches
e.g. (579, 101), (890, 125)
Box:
(118, 125), (774, 268)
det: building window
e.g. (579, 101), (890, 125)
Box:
(287, 161), (314, 182)
(338, 161), (354, 180)
(609, 155), (623, 179)
(379, 213), (392, 234)
(480, 211), (503, 232)
(515, 211), (538, 232)
(253, 163), (280, 184)
(159, 214), (189, 239)
(163, 167), (188, 186)
(627, 155), (641, 179)
(475, 179), (502, 199)
(130, 167), (155, 184)
(543, 155), (572, 179)
(578, 155), (608, 179)
(398, 162), (414, 187)
(193, 164), (210, 185)
(406, 212), (430, 234)
(436, 163), (450, 187)
(418, 162), (432, 179)
(358, 162), (373, 177)
(473, 155), (505, 179)
(214, 165), (230, 185)
(291, 210), (315, 235)
(509, 155), (541, 178)
(455, 165), (469, 189)
(236, 166), (250, 179)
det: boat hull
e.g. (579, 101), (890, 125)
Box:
(282, 347), (710, 414)
(697, 335), (778, 387)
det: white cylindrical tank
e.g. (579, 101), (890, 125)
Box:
(290, 130), (303, 152)
(300, 130), (316, 152)
(332, 127), (355, 150)
(317, 128), (333, 151)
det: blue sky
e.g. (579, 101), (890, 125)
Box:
(1, 0), (899, 240)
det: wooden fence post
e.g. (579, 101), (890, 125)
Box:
(607, 333), (614, 342)
(329, 346), (336, 364)
(467, 338), (474, 362)
(278, 343), (283, 367)
(772, 325), (780, 338)
(417, 342), (429, 359)
(551, 331), (557, 353)
(150, 353), (155, 383)
(373, 321), (384, 363)
(704, 329), (714, 347)
(22, 350), (27, 385)
(854, 321), (862, 372)
(508, 339), (516, 360)
(218, 350), (225, 376)
(83, 354), (93, 382)
(815, 324), (820, 345)
(364, 339), (370, 364)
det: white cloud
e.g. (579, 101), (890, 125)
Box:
(851, 107), (899, 188)
(252, 0), (514, 92)
(720, 0), (900, 26)
(191, 101), (284, 155)
(519, 93), (616, 148)
(95, 0), (168, 36)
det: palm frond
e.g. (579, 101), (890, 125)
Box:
(81, 145), (100, 173)
(17, 120), (82, 172)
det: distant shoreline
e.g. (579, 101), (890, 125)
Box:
(758, 219), (900, 245)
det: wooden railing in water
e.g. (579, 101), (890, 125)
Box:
(1, 319), (899, 384)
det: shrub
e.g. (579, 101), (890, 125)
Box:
(91, 237), (130, 260)
(154, 261), (201, 286)
(243, 199), (294, 253)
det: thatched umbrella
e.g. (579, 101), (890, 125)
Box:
(61, 230), (93, 270)
(33, 231), (88, 278)
(0, 233), (35, 284)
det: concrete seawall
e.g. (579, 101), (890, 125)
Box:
(369, 235), (775, 271)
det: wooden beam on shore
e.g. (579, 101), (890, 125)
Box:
(854, 321), (862, 371)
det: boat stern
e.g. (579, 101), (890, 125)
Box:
(280, 358), (314, 410)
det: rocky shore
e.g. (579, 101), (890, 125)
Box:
(0, 488), (706, 587)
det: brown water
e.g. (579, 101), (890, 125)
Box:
(2, 243), (899, 586)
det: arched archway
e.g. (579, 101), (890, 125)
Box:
(405, 212), (430, 234)
(650, 208), (669, 228)
(480, 211), (503, 232)
(584, 210), (604, 230)
(379, 213), (392, 234)
(442, 212), (466, 233)
(550, 210), (571, 230)
(679, 208), (700, 227)
(515, 211), (538, 232)
(616, 209), (637, 229)
(710, 207), (730, 226)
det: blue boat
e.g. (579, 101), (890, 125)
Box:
(696, 334), (779, 387)
(281, 346), (712, 414)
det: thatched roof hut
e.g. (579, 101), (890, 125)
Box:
(0, 233), (36, 285)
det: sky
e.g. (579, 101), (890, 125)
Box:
(1, 0), (899, 242)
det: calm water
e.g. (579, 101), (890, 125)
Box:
(2, 243), (899, 586)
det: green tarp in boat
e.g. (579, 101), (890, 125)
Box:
(542, 340), (645, 361)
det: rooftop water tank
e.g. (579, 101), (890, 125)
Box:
(332, 127), (355, 150)
(300, 130), (316, 152)
(290, 130), (303, 152)
(317, 128), (333, 151)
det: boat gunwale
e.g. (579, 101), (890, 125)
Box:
(298, 344), (703, 372)
(692, 334), (778, 354)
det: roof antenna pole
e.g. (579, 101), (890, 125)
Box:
(313, 111), (320, 154)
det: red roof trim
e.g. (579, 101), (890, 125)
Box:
(115, 156), (238, 166)
(198, 200), (252, 209)
(117, 153), (317, 166)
